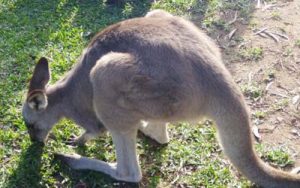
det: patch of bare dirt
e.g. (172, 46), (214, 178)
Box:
(223, 0), (300, 166)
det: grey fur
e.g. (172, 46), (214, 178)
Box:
(22, 10), (300, 187)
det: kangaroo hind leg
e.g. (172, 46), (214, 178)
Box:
(56, 122), (141, 182)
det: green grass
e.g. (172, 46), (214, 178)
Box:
(295, 39), (300, 48)
(241, 84), (263, 100)
(256, 144), (294, 168)
(0, 0), (293, 187)
(271, 98), (289, 112)
(253, 111), (266, 119)
(239, 47), (264, 61)
(270, 11), (281, 20)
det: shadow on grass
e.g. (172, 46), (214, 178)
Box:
(0, 0), (152, 113)
(138, 132), (169, 188)
(50, 132), (167, 187)
(5, 142), (44, 188)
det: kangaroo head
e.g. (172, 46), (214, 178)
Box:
(22, 57), (57, 143)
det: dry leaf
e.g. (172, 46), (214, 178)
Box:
(252, 125), (261, 141)
(292, 95), (300, 105)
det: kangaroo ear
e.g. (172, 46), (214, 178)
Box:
(27, 90), (48, 110)
(29, 57), (50, 92)
(27, 57), (50, 111)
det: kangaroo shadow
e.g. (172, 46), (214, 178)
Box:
(5, 142), (44, 188)
(52, 132), (167, 188)
(54, 0), (153, 41)
(0, 0), (152, 100)
(52, 141), (138, 187)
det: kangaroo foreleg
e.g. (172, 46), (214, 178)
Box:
(66, 126), (107, 146)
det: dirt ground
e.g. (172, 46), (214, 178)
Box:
(222, 0), (300, 167)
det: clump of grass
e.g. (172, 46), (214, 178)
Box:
(239, 47), (263, 61)
(283, 47), (293, 57)
(256, 144), (294, 168)
(295, 39), (300, 48)
(241, 84), (263, 100)
(270, 11), (281, 20)
(271, 98), (289, 111)
(253, 111), (266, 119)
(263, 70), (275, 83)
(249, 19), (259, 29)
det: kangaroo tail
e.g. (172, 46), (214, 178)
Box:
(207, 84), (300, 188)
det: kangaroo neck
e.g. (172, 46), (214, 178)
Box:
(47, 48), (103, 125)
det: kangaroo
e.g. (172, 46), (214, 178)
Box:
(22, 10), (300, 187)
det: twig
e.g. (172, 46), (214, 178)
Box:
(269, 91), (289, 98)
(248, 72), (252, 86)
(279, 61), (284, 69)
(238, 41), (249, 49)
(254, 28), (288, 42)
(271, 32), (289, 40)
(293, 113), (300, 121)
(253, 27), (268, 35)
(259, 125), (278, 133)
(284, 65), (297, 72)
(265, 81), (274, 91)
(171, 159), (184, 184)
(278, 2), (290, 7)
(228, 11), (238, 25)
(171, 175), (180, 184)
(262, 4), (277, 11)
(277, 84), (290, 93)
(257, 32), (268, 38)
(263, 30), (280, 42)
(256, 0), (261, 9)
(228, 28), (237, 41)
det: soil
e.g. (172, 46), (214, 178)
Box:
(220, 0), (300, 167)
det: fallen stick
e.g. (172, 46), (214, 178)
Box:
(256, 0), (261, 9)
(253, 27), (268, 35)
(265, 81), (274, 91)
(228, 28), (237, 41)
(269, 91), (289, 98)
(263, 30), (280, 42)
(257, 32), (268, 38)
(262, 4), (277, 11)
(228, 11), (238, 25)
(271, 32), (289, 40)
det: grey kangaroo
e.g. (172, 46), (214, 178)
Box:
(22, 10), (300, 187)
